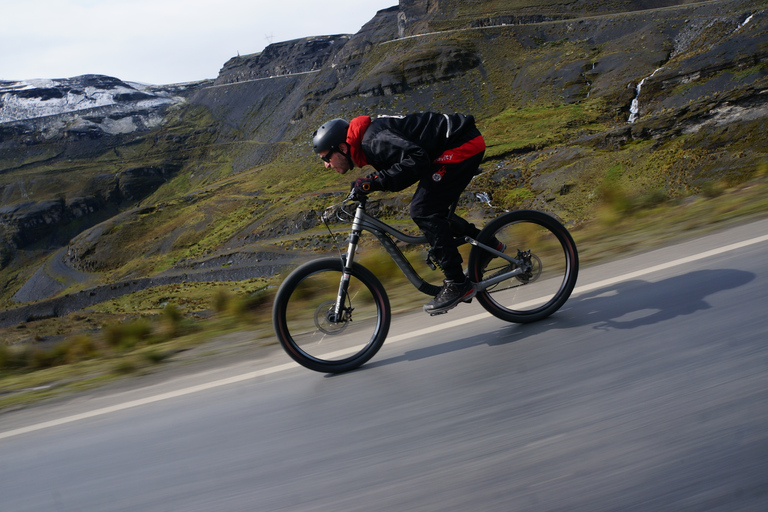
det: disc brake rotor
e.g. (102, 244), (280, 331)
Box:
(516, 251), (542, 283)
(314, 300), (349, 335)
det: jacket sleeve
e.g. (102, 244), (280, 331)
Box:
(365, 130), (431, 192)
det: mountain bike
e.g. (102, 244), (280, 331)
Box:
(272, 192), (579, 373)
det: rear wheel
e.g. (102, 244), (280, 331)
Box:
(272, 258), (391, 373)
(468, 210), (578, 323)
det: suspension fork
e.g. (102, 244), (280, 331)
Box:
(330, 203), (365, 322)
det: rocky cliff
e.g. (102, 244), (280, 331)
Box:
(214, 35), (353, 85)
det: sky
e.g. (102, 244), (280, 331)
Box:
(1, 0), (397, 85)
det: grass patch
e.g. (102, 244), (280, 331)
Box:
(574, 175), (768, 265)
(497, 188), (536, 209)
(480, 101), (609, 158)
(0, 279), (278, 411)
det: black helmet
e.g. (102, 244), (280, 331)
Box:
(312, 118), (349, 154)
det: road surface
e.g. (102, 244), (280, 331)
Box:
(2, 218), (767, 511)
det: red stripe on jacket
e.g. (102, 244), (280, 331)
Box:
(433, 135), (486, 164)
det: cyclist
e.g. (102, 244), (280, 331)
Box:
(312, 112), (501, 314)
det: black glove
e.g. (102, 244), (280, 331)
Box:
(350, 175), (383, 195)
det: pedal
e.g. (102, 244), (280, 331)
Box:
(427, 309), (449, 316)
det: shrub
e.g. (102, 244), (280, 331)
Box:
(637, 189), (668, 209)
(701, 180), (726, 198)
(162, 303), (183, 324)
(599, 166), (632, 212)
(157, 304), (184, 340)
(29, 346), (61, 369)
(358, 251), (405, 283)
(212, 289), (232, 314)
(64, 334), (100, 363)
(142, 349), (170, 364)
(211, 287), (275, 322)
(103, 318), (152, 349)
(241, 288), (276, 318)
(211, 289), (243, 318)
(112, 360), (138, 374)
(0, 344), (19, 370)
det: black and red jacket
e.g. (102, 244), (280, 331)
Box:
(346, 112), (485, 192)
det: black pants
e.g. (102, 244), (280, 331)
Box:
(410, 151), (484, 282)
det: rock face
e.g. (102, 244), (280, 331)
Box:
(395, 0), (706, 35)
(0, 163), (182, 254)
(214, 36), (352, 85)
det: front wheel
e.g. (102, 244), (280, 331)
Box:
(272, 258), (391, 373)
(468, 210), (579, 323)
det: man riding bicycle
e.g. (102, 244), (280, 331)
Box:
(312, 112), (502, 315)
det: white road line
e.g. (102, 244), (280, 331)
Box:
(0, 363), (297, 441)
(571, 233), (768, 295)
(2, 232), (767, 441)
(385, 233), (768, 344)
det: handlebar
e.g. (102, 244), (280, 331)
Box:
(320, 190), (367, 223)
(347, 189), (368, 204)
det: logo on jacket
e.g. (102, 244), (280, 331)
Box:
(432, 166), (447, 182)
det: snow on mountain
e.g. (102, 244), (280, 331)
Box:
(0, 74), (182, 125)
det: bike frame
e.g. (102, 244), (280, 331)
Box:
(330, 197), (530, 320)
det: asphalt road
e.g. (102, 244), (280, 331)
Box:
(2, 219), (768, 512)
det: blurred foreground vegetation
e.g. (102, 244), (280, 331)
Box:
(1, 168), (766, 411)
